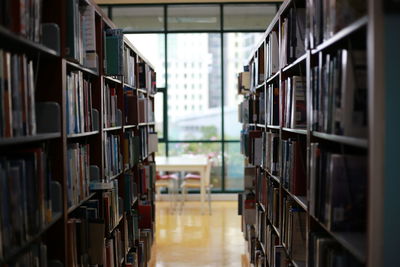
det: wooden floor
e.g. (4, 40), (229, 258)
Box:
(148, 201), (250, 267)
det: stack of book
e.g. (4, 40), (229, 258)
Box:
(265, 31), (279, 79)
(263, 132), (279, 175)
(0, 51), (36, 138)
(104, 83), (120, 128)
(123, 46), (136, 87)
(281, 138), (307, 196)
(104, 133), (122, 179)
(123, 131), (140, 170)
(67, 143), (91, 208)
(310, 49), (367, 137)
(266, 84), (279, 126)
(280, 7), (306, 68)
(67, 0), (97, 68)
(66, 71), (93, 134)
(282, 76), (306, 129)
(0, 148), (55, 255)
(309, 143), (367, 231)
(267, 179), (280, 229)
(103, 180), (122, 233)
(123, 86), (138, 125)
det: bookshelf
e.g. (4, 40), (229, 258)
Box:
(238, 0), (370, 266)
(0, 0), (157, 266)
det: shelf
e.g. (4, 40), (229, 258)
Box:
(67, 130), (99, 139)
(123, 83), (135, 89)
(66, 60), (99, 76)
(281, 187), (307, 211)
(282, 127), (307, 135)
(266, 71), (280, 84)
(68, 192), (96, 214)
(107, 171), (123, 181)
(256, 124), (266, 128)
(267, 125), (280, 130)
(123, 125), (137, 130)
(137, 88), (148, 94)
(310, 214), (366, 263)
(255, 82), (265, 91)
(109, 215), (124, 234)
(103, 126), (122, 132)
(281, 53), (307, 73)
(266, 170), (280, 184)
(104, 76), (122, 84)
(138, 122), (148, 127)
(312, 131), (368, 148)
(148, 122), (156, 126)
(259, 240), (266, 255)
(132, 196), (138, 206)
(0, 212), (62, 264)
(0, 132), (61, 146)
(0, 26), (59, 57)
(312, 16), (368, 55)
(258, 202), (266, 213)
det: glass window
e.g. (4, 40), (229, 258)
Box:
(167, 142), (222, 190)
(223, 4), (276, 30)
(112, 6), (164, 31)
(167, 33), (221, 141)
(155, 93), (164, 139)
(223, 32), (263, 140)
(225, 143), (244, 190)
(167, 5), (220, 31)
(125, 34), (166, 88)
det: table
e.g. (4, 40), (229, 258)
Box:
(155, 155), (209, 212)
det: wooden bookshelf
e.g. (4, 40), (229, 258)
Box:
(238, 0), (369, 266)
(0, 0), (157, 265)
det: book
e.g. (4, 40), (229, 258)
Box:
(104, 133), (122, 180)
(105, 29), (124, 76)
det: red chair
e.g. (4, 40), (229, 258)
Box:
(155, 172), (179, 211)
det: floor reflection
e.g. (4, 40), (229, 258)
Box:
(148, 201), (250, 267)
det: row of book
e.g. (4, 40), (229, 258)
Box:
(241, 129), (263, 166)
(123, 131), (140, 170)
(266, 179), (280, 229)
(104, 133), (123, 179)
(0, 51), (36, 138)
(310, 49), (367, 138)
(138, 97), (154, 124)
(265, 31), (279, 79)
(280, 7), (306, 68)
(67, 143), (91, 208)
(0, 147), (60, 258)
(281, 198), (306, 264)
(103, 182), (123, 233)
(0, 0), (43, 43)
(305, 0), (366, 49)
(265, 224), (279, 266)
(104, 83), (120, 128)
(249, 49), (263, 90)
(66, 70), (94, 134)
(263, 132), (279, 176)
(309, 232), (363, 267)
(138, 62), (157, 95)
(67, 0), (98, 69)
(124, 86), (138, 125)
(281, 138), (307, 196)
(266, 84), (279, 126)
(309, 143), (367, 232)
(123, 46), (136, 87)
(282, 76), (306, 129)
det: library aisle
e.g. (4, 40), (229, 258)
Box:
(149, 201), (250, 267)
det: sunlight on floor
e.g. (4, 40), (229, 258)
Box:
(148, 201), (250, 267)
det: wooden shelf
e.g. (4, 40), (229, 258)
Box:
(265, 169), (280, 184)
(0, 133), (61, 146)
(282, 127), (307, 135)
(312, 16), (368, 54)
(266, 71), (280, 84)
(104, 76), (122, 84)
(123, 83), (135, 89)
(148, 122), (156, 126)
(68, 193), (96, 214)
(67, 130), (99, 139)
(138, 122), (148, 126)
(255, 82), (265, 91)
(109, 215), (124, 235)
(66, 60), (99, 76)
(103, 126), (122, 132)
(312, 131), (368, 148)
(281, 53), (307, 73)
(107, 171), (123, 181)
(0, 212), (62, 264)
(258, 202), (266, 213)
(0, 26), (59, 57)
(256, 124), (266, 128)
(123, 125), (137, 130)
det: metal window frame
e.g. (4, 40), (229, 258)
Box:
(103, 2), (281, 193)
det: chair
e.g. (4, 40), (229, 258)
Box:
(180, 156), (213, 215)
(155, 172), (179, 211)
